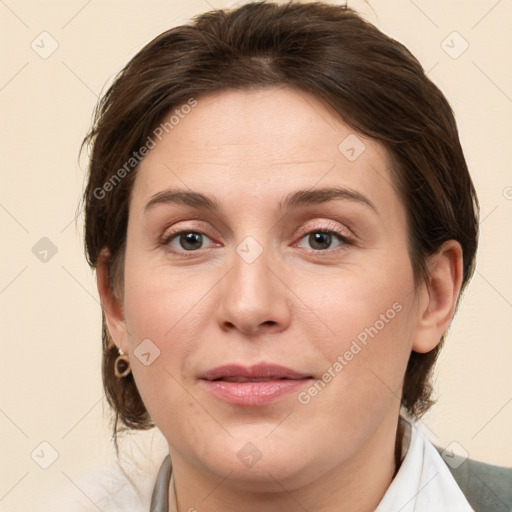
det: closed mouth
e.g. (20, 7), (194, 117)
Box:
(198, 362), (313, 382)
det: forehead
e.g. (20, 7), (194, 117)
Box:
(133, 87), (401, 217)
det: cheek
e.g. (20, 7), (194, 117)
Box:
(294, 256), (418, 407)
(122, 258), (213, 339)
(121, 272), (203, 440)
(292, 297), (416, 455)
(120, 258), (217, 416)
(296, 258), (415, 348)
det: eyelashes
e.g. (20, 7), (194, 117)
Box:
(295, 229), (351, 252)
(162, 231), (213, 253)
(160, 222), (354, 257)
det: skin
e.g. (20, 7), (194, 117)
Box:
(98, 87), (463, 512)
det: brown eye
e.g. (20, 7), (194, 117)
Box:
(308, 232), (333, 250)
(297, 230), (350, 252)
(165, 231), (212, 252)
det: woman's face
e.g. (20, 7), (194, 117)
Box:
(109, 87), (429, 488)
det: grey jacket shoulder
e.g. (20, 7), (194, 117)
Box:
(434, 445), (512, 512)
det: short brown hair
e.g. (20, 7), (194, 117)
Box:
(81, 1), (479, 440)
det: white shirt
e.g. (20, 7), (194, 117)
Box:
(374, 418), (474, 511)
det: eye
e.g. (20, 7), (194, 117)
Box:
(163, 230), (213, 253)
(296, 229), (351, 252)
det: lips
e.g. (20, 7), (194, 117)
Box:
(199, 363), (311, 382)
(198, 363), (313, 406)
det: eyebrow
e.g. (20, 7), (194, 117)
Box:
(281, 187), (377, 213)
(144, 186), (377, 214)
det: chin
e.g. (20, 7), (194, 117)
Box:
(186, 429), (329, 492)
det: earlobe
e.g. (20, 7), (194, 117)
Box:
(412, 240), (464, 354)
(96, 248), (129, 353)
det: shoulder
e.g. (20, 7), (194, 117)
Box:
(433, 444), (512, 512)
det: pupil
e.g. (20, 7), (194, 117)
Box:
(310, 232), (331, 250)
(181, 232), (202, 250)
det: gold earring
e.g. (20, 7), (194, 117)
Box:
(114, 349), (131, 378)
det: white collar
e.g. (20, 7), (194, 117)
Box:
(375, 418), (474, 511)
(160, 418), (474, 512)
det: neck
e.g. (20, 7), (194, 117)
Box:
(169, 413), (403, 512)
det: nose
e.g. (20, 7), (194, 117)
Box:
(215, 241), (291, 336)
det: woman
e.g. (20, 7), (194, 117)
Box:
(81, 1), (510, 511)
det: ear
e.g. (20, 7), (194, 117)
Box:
(412, 240), (464, 353)
(96, 248), (129, 353)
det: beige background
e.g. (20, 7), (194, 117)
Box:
(1, 0), (511, 510)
